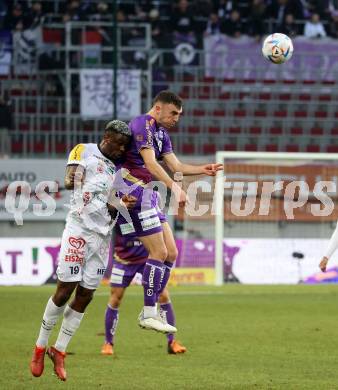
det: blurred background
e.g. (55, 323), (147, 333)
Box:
(1, 0), (338, 287)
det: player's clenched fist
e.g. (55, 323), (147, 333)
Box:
(121, 195), (137, 209)
(202, 163), (223, 176)
(319, 256), (329, 272)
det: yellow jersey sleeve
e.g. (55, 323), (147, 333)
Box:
(67, 144), (86, 166)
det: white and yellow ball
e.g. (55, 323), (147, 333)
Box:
(262, 33), (293, 64)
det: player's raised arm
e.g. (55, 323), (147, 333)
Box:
(319, 221), (338, 272)
(140, 148), (187, 206)
(162, 152), (223, 176)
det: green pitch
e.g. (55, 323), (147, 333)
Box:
(1, 284), (338, 390)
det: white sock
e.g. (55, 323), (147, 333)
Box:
(143, 305), (157, 318)
(36, 297), (66, 348)
(54, 306), (84, 353)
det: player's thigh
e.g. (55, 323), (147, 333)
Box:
(127, 190), (164, 237)
(56, 223), (88, 283)
(80, 233), (111, 290)
(138, 231), (167, 260)
(110, 261), (144, 288)
(161, 222), (178, 262)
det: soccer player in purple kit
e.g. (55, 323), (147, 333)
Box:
(118, 90), (223, 332)
(101, 223), (187, 355)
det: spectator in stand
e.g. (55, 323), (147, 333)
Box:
(90, 2), (111, 22)
(215, 0), (234, 20)
(149, 8), (166, 47)
(249, 0), (267, 40)
(130, 4), (148, 22)
(191, 0), (213, 33)
(281, 13), (300, 37)
(26, 2), (44, 29)
(304, 13), (327, 38)
(329, 0), (338, 17)
(204, 12), (222, 36)
(170, 0), (195, 36)
(63, 1), (87, 22)
(329, 12), (338, 37)
(0, 0), (8, 28)
(266, 0), (304, 30)
(306, 0), (331, 20)
(3, 3), (26, 30)
(221, 9), (244, 38)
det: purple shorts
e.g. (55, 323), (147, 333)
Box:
(119, 188), (167, 237)
(110, 259), (146, 287)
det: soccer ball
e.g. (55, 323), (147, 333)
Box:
(262, 33), (293, 64)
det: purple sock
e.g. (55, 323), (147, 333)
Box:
(160, 302), (176, 344)
(158, 261), (174, 295)
(105, 305), (119, 345)
(142, 259), (163, 307)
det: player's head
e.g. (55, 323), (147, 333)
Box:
(101, 120), (131, 160)
(151, 90), (183, 128)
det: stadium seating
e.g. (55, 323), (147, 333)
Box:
(2, 21), (337, 157)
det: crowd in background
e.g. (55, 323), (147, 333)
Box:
(1, 0), (338, 44)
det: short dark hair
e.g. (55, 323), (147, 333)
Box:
(105, 120), (131, 137)
(153, 90), (183, 109)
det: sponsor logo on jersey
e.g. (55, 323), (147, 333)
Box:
(68, 236), (86, 249)
(97, 268), (106, 275)
(64, 254), (84, 264)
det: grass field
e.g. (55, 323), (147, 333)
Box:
(1, 284), (338, 389)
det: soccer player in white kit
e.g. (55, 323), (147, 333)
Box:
(30, 120), (133, 381)
(319, 222), (338, 272)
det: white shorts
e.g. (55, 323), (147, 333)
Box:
(56, 221), (111, 290)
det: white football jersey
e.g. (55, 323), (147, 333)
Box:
(66, 143), (117, 235)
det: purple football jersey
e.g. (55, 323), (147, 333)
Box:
(122, 114), (173, 184)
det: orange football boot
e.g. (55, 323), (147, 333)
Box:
(47, 346), (67, 381)
(168, 340), (187, 354)
(101, 343), (114, 355)
(30, 346), (46, 377)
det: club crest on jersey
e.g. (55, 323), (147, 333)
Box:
(68, 237), (86, 249)
(97, 163), (104, 173)
(83, 191), (92, 206)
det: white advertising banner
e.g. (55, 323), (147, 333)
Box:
(0, 238), (61, 285)
(80, 69), (141, 119)
(229, 238), (333, 284)
(178, 238), (337, 284)
(0, 237), (336, 286)
(0, 159), (69, 221)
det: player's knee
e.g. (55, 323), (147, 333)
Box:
(150, 246), (168, 260)
(166, 247), (178, 262)
(110, 290), (123, 308)
(75, 286), (94, 305)
(53, 287), (73, 306)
